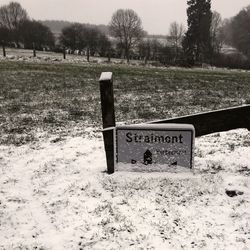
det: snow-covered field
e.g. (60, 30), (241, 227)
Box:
(0, 49), (140, 66)
(0, 51), (250, 249)
(0, 128), (249, 250)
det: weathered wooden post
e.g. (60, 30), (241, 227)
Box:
(63, 47), (66, 59)
(107, 49), (111, 62)
(99, 72), (116, 174)
(87, 47), (90, 62)
(33, 42), (36, 57)
(2, 41), (6, 57)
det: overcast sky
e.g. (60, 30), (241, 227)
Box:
(1, 0), (250, 34)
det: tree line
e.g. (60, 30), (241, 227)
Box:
(0, 2), (54, 52)
(0, 1), (250, 69)
(59, 23), (111, 62)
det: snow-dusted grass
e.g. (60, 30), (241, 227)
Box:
(0, 57), (250, 146)
(0, 129), (249, 249)
(0, 54), (250, 249)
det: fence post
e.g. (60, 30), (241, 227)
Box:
(2, 43), (6, 57)
(63, 47), (66, 59)
(99, 72), (116, 174)
(33, 42), (36, 57)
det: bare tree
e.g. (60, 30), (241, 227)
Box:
(169, 22), (185, 62)
(219, 18), (233, 46)
(0, 2), (28, 47)
(169, 22), (185, 48)
(109, 9), (144, 63)
(210, 11), (222, 54)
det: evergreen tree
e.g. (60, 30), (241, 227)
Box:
(183, 0), (212, 65)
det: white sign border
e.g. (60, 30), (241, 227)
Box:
(114, 124), (195, 171)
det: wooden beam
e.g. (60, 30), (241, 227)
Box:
(2, 44), (6, 57)
(63, 47), (66, 59)
(33, 42), (36, 57)
(149, 105), (250, 137)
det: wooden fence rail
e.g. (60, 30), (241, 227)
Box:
(149, 105), (250, 137)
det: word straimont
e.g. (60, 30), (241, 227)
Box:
(126, 132), (183, 144)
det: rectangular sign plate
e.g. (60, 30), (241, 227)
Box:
(115, 124), (195, 171)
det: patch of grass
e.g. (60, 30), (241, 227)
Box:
(2, 133), (36, 146)
(43, 111), (57, 124)
(0, 60), (250, 145)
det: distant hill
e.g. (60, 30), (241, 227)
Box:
(40, 20), (173, 47)
(40, 20), (109, 37)
(40, 20), (71, 34)
(39, 20), (168, 40)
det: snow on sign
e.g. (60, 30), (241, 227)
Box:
(115, 124), (195, 171)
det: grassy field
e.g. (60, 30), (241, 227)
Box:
(0, 56), (250, 249)
(0, 59), (250, 145)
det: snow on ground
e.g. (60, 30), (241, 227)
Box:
(1, 50), (250, 73)
(0, 128), (250, 250)
(0, 50), (134, 66)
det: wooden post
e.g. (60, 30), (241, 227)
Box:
(87, 47), (90, 62)
(2, 43), (6, 57)
(63, 47), (66, 59)
(99, 72), (116, 174)
(33, 42), (36, 57)
(107, 49), (111, 62)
